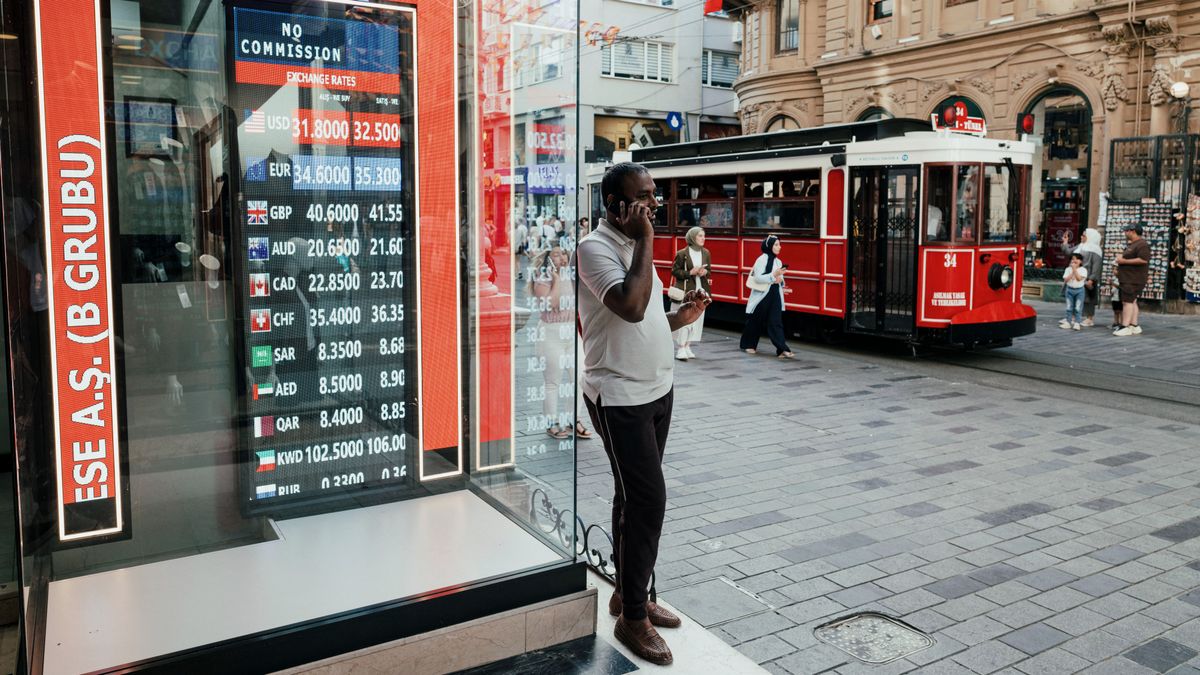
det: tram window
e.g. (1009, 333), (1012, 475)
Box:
(743, 171), (819, 236)
(982, 165), (1016, 242)
(926, 166), (953, 242)
(678, 176), (737, 200)
(654, 184), (670, 232)
(955, 165), (981, 243)
(743, 202), (817, 235)
(678, 203), (734, 230)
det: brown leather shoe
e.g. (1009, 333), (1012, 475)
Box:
(609, 591), (683, 628)
(614, 616), (673, 666)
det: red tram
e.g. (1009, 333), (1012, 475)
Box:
(607, 118), (1039, 347)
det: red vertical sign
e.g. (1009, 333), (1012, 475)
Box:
(34, 0), (124, 540)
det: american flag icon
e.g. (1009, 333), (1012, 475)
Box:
(247, 201), (269, 225)
(244, 109), (265, 133)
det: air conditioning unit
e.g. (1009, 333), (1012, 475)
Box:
(732, 21), (743, 43)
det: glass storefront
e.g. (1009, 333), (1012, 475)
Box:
(0, 0), (581, 671)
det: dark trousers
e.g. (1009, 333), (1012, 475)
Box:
(585, 389), (674, 621)
(740, 288), (791, 355)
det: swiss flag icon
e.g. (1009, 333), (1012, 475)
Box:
(250, 308), (272, 333)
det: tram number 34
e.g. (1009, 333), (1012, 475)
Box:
(943, 253), (958, 268)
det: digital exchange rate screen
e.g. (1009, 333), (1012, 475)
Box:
(230, 3), (418, 513)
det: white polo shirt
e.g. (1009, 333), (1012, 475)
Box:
(575, 220), (674, 407)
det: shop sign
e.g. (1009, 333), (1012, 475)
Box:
(528, 163), (565, 194)
(34, 0), (124, 541)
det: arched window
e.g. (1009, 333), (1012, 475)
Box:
(765, 115), (800, 132)
(857, 107), (894, 122)
(931, 96), (985, 121)
(777, 0), (798, 52)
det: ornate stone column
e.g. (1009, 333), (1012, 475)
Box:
(1145, 16), (1180, 136)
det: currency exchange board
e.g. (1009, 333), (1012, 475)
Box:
(229, 2), (419, 513)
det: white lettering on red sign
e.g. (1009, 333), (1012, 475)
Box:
(35, 0), (124, 541)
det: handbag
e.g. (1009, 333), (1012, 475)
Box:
(666, 285), (686, 302)
(746, 274), (769, 293)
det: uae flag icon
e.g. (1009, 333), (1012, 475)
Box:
(252, 380), (275, 400)
(250, 273), (270, 297)
(250, 308), (272, 333)
(256, 449), (276, 472)
(253, 415), (275, 438)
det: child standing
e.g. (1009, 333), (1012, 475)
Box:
(1061, 253), (1088, 331)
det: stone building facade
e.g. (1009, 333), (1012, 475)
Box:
(728, 0), (1199, 246)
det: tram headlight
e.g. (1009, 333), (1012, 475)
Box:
(988, 263), (1014, 290)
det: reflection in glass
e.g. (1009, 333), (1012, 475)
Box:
(926, 166), (953, 242)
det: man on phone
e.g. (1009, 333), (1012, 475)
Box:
(576, 162), (709, 665)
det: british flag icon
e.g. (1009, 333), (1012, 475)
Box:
(247, 201), (269, 226)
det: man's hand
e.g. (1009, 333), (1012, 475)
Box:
(615, 201), (654, 240)
(668, 290), (711, 331)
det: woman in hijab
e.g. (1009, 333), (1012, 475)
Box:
(740, 235), (794, 358)
(1061, 227), (1104, 327)
(670, 226), (711, 360)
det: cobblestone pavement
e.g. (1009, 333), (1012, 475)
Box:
(1009, 299), (1200, 377)
(575, 323), (1200, 674)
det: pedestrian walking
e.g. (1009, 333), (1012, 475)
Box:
(528, 241), (592, 441)
(1061, 227), (1103, 326)
(669, 226), (710, 361)
(576, 162), (710, 666)
(1060, 253), (1088, 331)
(740, 235), (795, 358)
(1113, 223), (1151, 336)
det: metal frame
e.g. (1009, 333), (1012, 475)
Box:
(1109, 134), (1200, 208)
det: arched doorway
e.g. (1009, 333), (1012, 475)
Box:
(765, 115), (800, 132)
(1024, 87), (1093, 268)
(857, 107), (894, 122)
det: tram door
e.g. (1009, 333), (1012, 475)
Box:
(848, 166), (919, 335)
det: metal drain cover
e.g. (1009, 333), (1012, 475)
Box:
(814, 612), (934, 664)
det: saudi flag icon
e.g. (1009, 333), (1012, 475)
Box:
(256, 450), (276, 472)
(252, 345), (273, 368)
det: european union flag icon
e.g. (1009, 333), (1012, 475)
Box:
(245, 157), (267, 182)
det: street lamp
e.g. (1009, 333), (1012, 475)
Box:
(1170, 81), (1192, 134)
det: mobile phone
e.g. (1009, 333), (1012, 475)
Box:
(781, 264), (790, 269)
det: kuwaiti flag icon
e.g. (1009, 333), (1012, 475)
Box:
(253, 416), (274, 438)
(256, 484), (276, 499)
(256, 450), (276, 472)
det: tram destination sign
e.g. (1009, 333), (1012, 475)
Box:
(229, 2), (419, 513)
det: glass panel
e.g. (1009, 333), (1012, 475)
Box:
(777, 0), (799, 51)
(926, 166), (953, 242)
(983, 165), (1016, 242)
(743, 202), (817, 235)
(956, 164), (981, 243)
(678, 175), (737, 200)
(678, 203), (735, 230)
(3, 0), (579, 669)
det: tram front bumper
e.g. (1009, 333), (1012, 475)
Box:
(948, 301), (1037, 345)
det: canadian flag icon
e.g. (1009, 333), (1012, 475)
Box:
(250, 308), (272, 333)
(250, 273), (270, 297)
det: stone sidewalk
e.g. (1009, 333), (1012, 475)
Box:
(575, 326), (1200, 674)
(1008, 299), (1200, 378)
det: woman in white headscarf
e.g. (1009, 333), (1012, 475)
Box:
(1061, 227), (1103, 327)
(670, 226), (711, 360)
